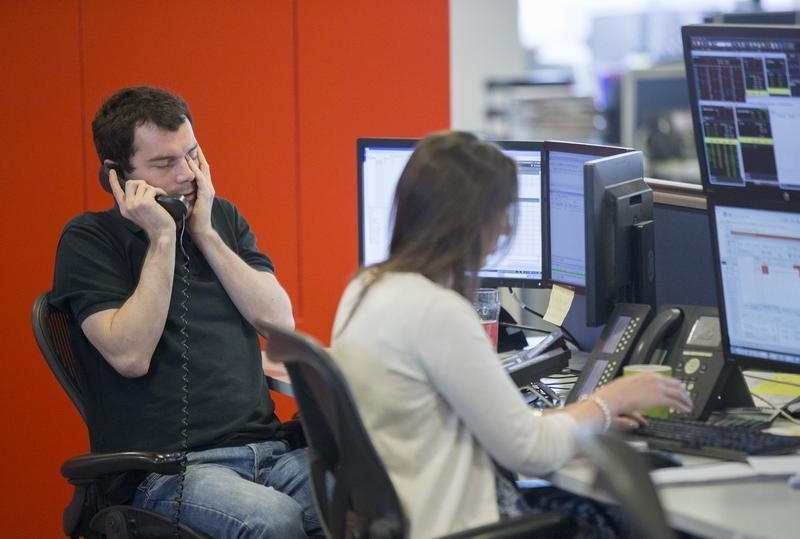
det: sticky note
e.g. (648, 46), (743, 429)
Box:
(543, 284), (574, 326)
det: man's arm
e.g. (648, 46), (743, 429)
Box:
(185, 148), (294, 330)
(81, 168), (178, 378)
(193, 229), (294, 330)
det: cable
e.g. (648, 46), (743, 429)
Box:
(749, 392), (800, 426)
(506, 287), (580, 348)
(500, 322), (551, 335)
(173, 216), (191, 535)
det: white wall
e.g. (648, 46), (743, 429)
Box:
(449, 0), (527, 133)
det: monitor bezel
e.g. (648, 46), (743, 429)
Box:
(542, 140), (633, 293)
(356, 137), (548, 289)
(356, 137), (419, 268)
(478, 139), (546, 289)
(707, 193), (800, 374)
(583, 151), (650, 327)
(681, 23), (800, 201)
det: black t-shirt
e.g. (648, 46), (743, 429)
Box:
(51, 198), (281, 453)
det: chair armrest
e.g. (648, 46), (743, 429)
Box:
(61, 451), (184, 482)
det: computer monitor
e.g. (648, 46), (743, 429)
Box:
(621, 63), (702, 183)
(707, 10), (800, 25)
(682, 24), (800, 198)
(357, 138), (546, 288)
(584, 151), (655, 327)
(543, 141), (632, 294)
(708, 198), (800, 374)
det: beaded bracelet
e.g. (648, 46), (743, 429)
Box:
(589, 396), (612, 432)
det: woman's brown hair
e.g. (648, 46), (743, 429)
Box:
(338, 131), (518, 333)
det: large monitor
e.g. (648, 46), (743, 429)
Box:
(706, 10), (800, 25)
(708, 198), (800, 374)
(621, 63), (701, 183)
(543, 141), (632, 293)
(682, 24), (800, 198)
(357, 138), (546, 288)
(584, 151), (654, 327)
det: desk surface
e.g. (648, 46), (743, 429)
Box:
(261, 352), (293, 396)
(547, 369), (800, 539)
(549, 452), (800, 539)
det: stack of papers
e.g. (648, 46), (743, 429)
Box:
(651, 454), (800, 485)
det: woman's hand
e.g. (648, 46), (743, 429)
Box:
(594, 372), (693, 430)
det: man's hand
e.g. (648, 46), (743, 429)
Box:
(184, 146), (215, 239)
(108, 165), (176, 239)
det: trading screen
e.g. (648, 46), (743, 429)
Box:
(686, 31), (800, 190)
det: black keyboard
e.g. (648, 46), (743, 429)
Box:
(634, 416), (800, 461)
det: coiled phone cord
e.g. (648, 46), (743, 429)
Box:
(172, 216), (191, 535)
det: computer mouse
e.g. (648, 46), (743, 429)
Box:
(640, 449), (683, 469)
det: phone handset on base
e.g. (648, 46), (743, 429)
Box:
(567, 303), (754, 420)
(99, 162), (188, 222)
(628, 308), (683, 366)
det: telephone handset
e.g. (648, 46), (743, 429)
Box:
(567, 304), (754, 420)
(628, 308), (684, 366)
(99, 162), (188, 222)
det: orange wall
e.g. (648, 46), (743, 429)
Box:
(0, 1), (448, 534)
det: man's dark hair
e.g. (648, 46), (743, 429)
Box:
(92, 86), (193, 173)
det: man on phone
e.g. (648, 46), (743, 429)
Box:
(51, 86), (319, 538)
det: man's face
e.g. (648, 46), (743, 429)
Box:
(128, 119), (199, 208)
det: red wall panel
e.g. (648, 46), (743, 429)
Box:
(295, 1), (450, 340)
(1, 1), (448, 534)
(80, 0), (302, 304)
(0, 2), (86, 534)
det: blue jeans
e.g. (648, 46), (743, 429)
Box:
(132, 440), (320, 538)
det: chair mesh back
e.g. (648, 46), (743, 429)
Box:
(31, 292), (88, 424)
(264, 323), (406, 539)
(582, 434), (676, 539)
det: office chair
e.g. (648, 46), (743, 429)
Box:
(580, 434), (676, 539)
(32, 291), (208, 539)
(260, 320), (576, 539)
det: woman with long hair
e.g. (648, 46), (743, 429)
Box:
(331, 131), (691, 538)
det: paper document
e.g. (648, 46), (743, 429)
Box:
(651, 455), (800, 486)
(747, 455), (800, 475)
(651, 462), (758, 485)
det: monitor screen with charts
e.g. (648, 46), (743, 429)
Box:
(682, 24), (800, 197)
(710, 201), (800, 373)
(357, 138), (545, 288)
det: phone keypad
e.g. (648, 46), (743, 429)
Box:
(675, 355), (709, 402)
(601, 316), (643, 386)
(600, 359), (619, 385)
(614, 317), (642, 354)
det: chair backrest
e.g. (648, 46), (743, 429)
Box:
(581, 433), (676, 539)
(31, 291), (88, 424)
(261, 321), (407, 539)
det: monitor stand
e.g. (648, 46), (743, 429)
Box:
(707, 363), (755, 417)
